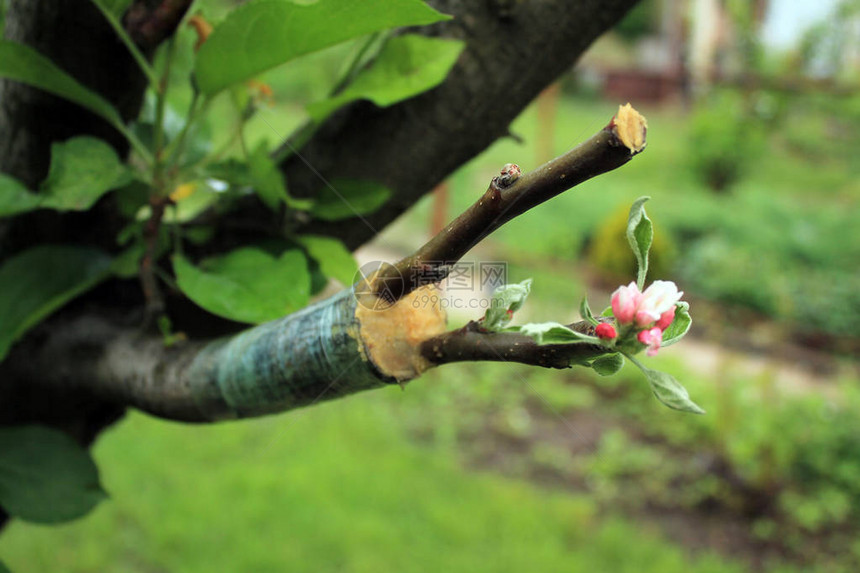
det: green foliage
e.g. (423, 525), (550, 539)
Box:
(0, 40), (143, 155)
(587, 202), (675, 284)
(626, 196), (653, 289)
(173, 248), (310, 324)
(307, 34), (465, 122)
(309, 179), (392, 221)
(0, 137), (133, 216)
(483, 278), (532, 331)
(687, 90), (764, 192)
(194, 0), (450, 95)
(0, 246), (112, 361)
(625, 355), (704, 414)
(591, 352), (624, 376)
(0, 425), (107, 523)
(295, 235), (358, 287)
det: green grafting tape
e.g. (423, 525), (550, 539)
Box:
(188, 289), (387, 420)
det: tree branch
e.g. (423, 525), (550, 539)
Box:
(370, 104), (647, 302)
(1, 106), (645, 422)
(277, 0), (641, 250)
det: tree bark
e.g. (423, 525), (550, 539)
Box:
(283, 0), (639, 249)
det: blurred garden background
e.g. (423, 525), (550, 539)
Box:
(2, 0), (859, 571)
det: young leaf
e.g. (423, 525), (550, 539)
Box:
(40, 137), (134, 210)
(579, 295), (598, 326)
(626, 196), (653, 290)
(307, 35), (465, 122)
(662, 301), (692, 347)
(483, 279), (532, 331)
(173, 248), (310, 324)
(517, 321), (600, 345)
(310, 179), (391, 221)
(194, 0), (451, 96)
(591, 353), (624, 376)
(0, 246), (112, 361)
(248, 142), (311, 211)
(0, 173), (41, 217)
(0, 41), (123, 128)
(0, 425), (107, 523)
(296, 235), (358, 287)
(626, 355), (705, 414)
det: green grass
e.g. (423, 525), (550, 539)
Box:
(1, 387), (746, 573)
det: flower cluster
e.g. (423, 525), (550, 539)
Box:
(596, 280), (684, 356)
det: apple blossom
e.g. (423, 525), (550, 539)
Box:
(634, 280), (683, 327)
(655, 306), (676, 330)
(610, 282), (641, 324)
(637, 327), (663, 356)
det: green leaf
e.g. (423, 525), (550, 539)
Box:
(0, 41), (123, 128)
(0, 559), (10, 573)
(626, 196), (653, 290)
(517, 321), (599, 345)
(627, 355), (705, 414)
(0, 173), (41, 218)
(662, 301), (692, 347)
(0, 137), (133, 217)
(307, 35), (464, 122)
(248, 142), (312, 211)
(483, 279), (532, 331)
(0, 246), (112, 362)
(40, 137), (134, 210)
(194, 0), (451, 96)
(296, 235), (358, 287)
(579, 295), (598, 326)
(0, 425), (107, 523)
(591, 353), (624, 376)
(310, 179), (391, 221)
(173, 248), (310, 324)
(98, 0), (133, 17)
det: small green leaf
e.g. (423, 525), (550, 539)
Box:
(0, 425), (107, 523)
(0, 559), (11, 573)
(307, 35), (464, 122)
(517, 321), (599, 345)
(248, 142), (312, 211)
(662, 301), (692, 347)
(0, 246), (112, 362)
(591, 353), (624, 376)
(627, 355), (705, 414)
(310, 179), (391, 221)
(579, 295), (598, 326)
(174, 248), (310, 324)
(194, 0), (451, 96)
(0, 41), (123, 128)
(483, 279), (532, 331)
(296, 235), (358, 287)
(40, 137), (134, 211)
(0, 173), (41, 217)
(0, 137), (132, 216)
(626, 196), (653, 290)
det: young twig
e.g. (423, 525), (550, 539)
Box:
(370, 104), (647, 302)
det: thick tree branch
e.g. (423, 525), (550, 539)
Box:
(278, 0), (640, 250)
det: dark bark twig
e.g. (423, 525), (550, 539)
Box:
(420, 320), (604, 369)
(371, 104), (647, 302)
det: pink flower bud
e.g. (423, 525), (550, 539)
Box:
(637, 327), (663, 356)
(595, 323), (617, 340)
(611, 282), (641, 324)
(655, 306), (676, 330)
